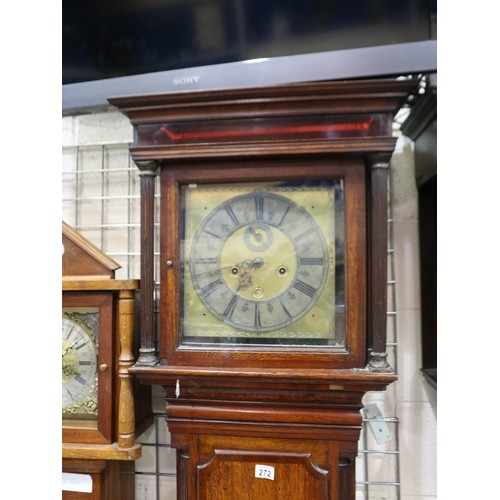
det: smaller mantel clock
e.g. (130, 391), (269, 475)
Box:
(62, 221), (150, 500)
(62, 290), (114, 444)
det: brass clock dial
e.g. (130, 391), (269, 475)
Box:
(62, 311), (98, 418)
(189, 192), (329, 332)
(181, 181), (344, 347)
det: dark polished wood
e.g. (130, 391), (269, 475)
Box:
(367, 162), (391, 371)
(159, 159), (366, 370)
(110, 79), (417, 371)
(158, 370), (391, 500)
(136, 162), (160, 366)
(111, 79), (417, 499)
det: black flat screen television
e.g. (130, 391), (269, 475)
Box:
(62, 0), (437, 113)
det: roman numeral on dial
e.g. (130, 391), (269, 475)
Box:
(255, 196), (264, 221)
(299, 257), (325, 265)
(201, 278), (223, 296)
(293, 280), (318, 298)
(223, 295), (238, 320)
(225, 205), (240, 226)
(295, 226), (317, 241)
(254, 303), (262, 328)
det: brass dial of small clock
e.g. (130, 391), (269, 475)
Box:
(188, 192), (329, 333)
(62, 318), (98, 413)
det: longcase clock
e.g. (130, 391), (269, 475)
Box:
(62, 221), (151, 500)
(110, 79), (418, 499)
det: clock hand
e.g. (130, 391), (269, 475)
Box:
(62, 360), (79, 377)
(248, 226), (264, 241)
(234, 258), (264, 291)
(62, 343), (74, 357)
(189, 257), (264, 277)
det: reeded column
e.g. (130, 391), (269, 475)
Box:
(136, 160), (159, 366)
(367, 161), (392, 373)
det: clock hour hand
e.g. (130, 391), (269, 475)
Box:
(62, 358), (79, 377)
(232, 257), (263, 272)
(190, 257), (263, 277)
(234, 257), (264, 291)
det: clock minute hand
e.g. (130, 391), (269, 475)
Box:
(189, 257), (263, 278)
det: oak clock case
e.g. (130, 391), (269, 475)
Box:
(62, 292), (113, 443)
(110, 79), (417, 500)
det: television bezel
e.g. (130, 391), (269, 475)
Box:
(62, 40), (436, 115)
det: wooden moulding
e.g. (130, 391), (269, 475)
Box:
(128, 365), (397, 390)
(108, 78), (418, 124)
(62, 221), (121, 280)
(62, 442), (142, 461)
(62, 279), (140, 291)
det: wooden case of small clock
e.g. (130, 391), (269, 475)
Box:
(62, 222), (151, 500)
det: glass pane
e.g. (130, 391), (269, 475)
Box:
(62, 307), (99, 424)
(180, 180), (345, 348)
(137, 114), (386, 147)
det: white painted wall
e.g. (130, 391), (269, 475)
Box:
(391, 136), (437, 500)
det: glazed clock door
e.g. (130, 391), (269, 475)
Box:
(160, 159), (366, 369)
(62, 292), (114, 444)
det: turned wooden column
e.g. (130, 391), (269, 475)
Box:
(118, 288), (138, 448)
(136, 160), (159, 366)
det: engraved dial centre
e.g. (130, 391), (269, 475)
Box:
(220, 223), (297, 300)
